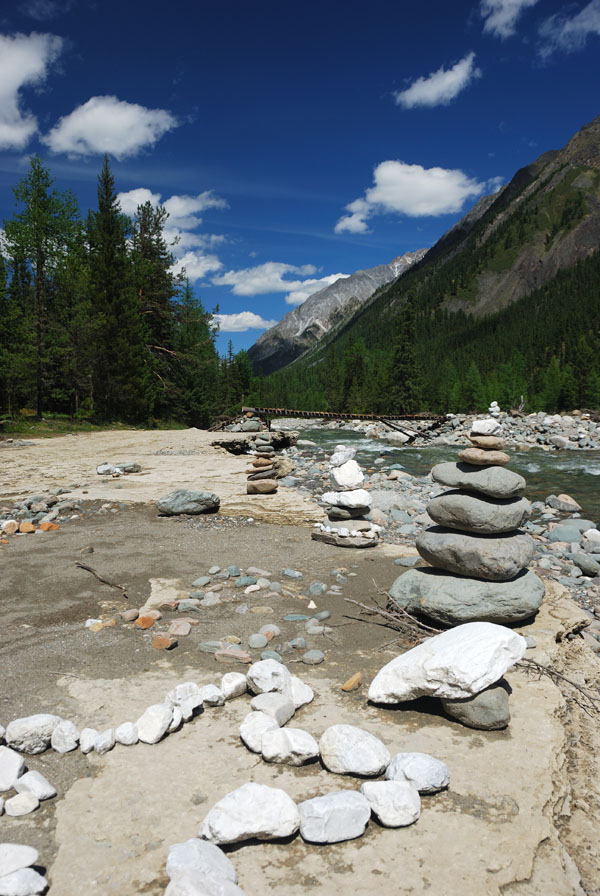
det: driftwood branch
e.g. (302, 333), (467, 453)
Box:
(344, 581), (443, 648)
(516, 658), (600, 717)
(75, 562), (128, 598)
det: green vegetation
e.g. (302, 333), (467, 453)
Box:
(0, 155), (256, 427)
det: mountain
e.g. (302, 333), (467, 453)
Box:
(248, 249), (427, 374)
(258, 114), (600, 415)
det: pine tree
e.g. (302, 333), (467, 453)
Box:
(386, 298), (422, 414)
(88, 156), (148, 421)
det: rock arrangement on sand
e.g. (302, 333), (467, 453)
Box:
(312, 445), (380, 547)
(96, 460), (141, 477)
(245, 435), (279, 495)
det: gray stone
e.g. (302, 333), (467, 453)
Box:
(167, 838), (237, 884)
(0, 868), (48, 896)
(360, 780), (421, 827)
(569, 552), (600, 577)
(0, 846), (38, 879)
(4, 714), (61, 754)
(388, 567), (544, 625)
(431, 462), (526, 499)
(385, 752), (450, 793)
(416, 527), (535, 581)
(301, 650), (325, 665)
(200, 782), (300, 844)
(192, 576), (211, 588)
(157, 490), (220, 516)
(548, 524), (583, 544)
(427, 491), (531, 535)
(546, 493), (581, 513)
(441, 680), (511, 730)
(298, 791), (371, 843)
(0, 746), (25, 791)
(14, 769), (56, 800)
(319, 724), (390, 776)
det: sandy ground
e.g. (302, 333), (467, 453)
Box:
(1, 430), (599, 895)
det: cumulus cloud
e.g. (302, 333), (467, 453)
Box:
(335, 160), (485, 234)
(213, 311), (278, 332)
(213, 262), (318, 296)
(480, 0), (540, 38)
(538, 0), (600, 56)
(42, 95), (178, 158)
(394, 52), (481, 109)
(0, 31), (63, 150)
(117, 186), (227, 282)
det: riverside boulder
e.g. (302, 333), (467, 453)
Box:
(416, 527), (535, 581)
(427, 491), (531, 535)
(156, 490), (220, 515)
(431, 462), (526, 499)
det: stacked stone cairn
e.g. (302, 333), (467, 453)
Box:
(246, 434), (278, 495)
(386, 416), (545, 730)
(312, 445), (379, 547)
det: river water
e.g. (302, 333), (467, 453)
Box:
(299, 428), (600, 522)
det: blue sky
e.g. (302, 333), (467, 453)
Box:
(0, 0), (599, 353)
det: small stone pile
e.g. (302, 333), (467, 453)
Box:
(488, 400), (501, 418)
(246, 436), (278, 495)
(313, 445), (379, 547)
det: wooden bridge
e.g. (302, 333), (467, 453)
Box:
(241, 406), (443, 438)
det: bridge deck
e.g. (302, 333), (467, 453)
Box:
(242, 406), (442, 423)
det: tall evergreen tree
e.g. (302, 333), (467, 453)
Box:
(386, 298), (422, 413)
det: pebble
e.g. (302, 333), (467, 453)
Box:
(115, 723), (139, 746)
(215, 648), (252, 664)
(302, 650), (325, 665)
(79, 727), (99, 754)
(342, 672), (362, 691)
(51, 720), (79, 753)
(94, 729), (116, 754)
(248, 634), (268, 649)
(261, 649), (282, 662)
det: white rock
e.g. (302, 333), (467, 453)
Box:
(246, 660), (292, 698)
(136, 704), (173, 744)
(385, 752), (450, 793)
(169, 707), (183, 733)
(200, 782), (300, 845)
(583, 528), (600, 545)
(79, 727), (99, 753)
(220, 673), (247, 700)
(321, 489), (371, 509)
(319, 724), (390, 776)
(14, 770), (56, 800)
(244, 584), (260, 595)
(0, 867), (48, 896)
(115, 722), (139, 746)
(199, 686), (224, 707)
(361, 780), (421, 826)
(0, 746), (25, 791)
(166, 838), (237, 883)
(290, 676), (314, 709)
(0, 520), (17, 534)
(51, 719), (79, 753)
(261, 728), (319, 766)
(239, 712), (278, 753)
(470, 418), (502, 436)
(165, 872), (245, 896)
(94, 729), (116, 755)
(298, 791), (370, 843)
(368, 622), (527, 703)
(167, 683), (204, 714)
(330, 446), (356, 466)
(249, 693), (295, 726)
(0, 844), (38, 878)
(5, 714), (61, 754)
(4, 792), (39, 817)
(330, 459), (364, 491)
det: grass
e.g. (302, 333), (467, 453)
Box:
(0, 414), (189, 438)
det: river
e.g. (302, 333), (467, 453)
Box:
(299, 428), (600, 521)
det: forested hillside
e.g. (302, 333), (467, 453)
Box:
(0, 156), (253, 425)
(259, 116), (600, 415)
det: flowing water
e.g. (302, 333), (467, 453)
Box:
(299, 428), (600, 522)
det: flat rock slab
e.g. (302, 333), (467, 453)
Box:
(368, 621), (527, 703)
(319, 724), (390, 776)
(247, 480), (278, 494)
(156, 490), (220, 515)
(298, 791), (371, 843)
(311, 531), (378, 548)
(427, 491), (531, 535)
(458, 448), (510, 466)
(416, 527), (535, 581)
(431, 462), (525, 499)
(200, 782), (300, 844)
(388, 567), (544, 625)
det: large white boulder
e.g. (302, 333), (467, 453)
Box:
(330, 460), (364, 491)
(360, 780), (421, 827)
(471, 418), (503, 436)
(321, 489), (371, 509)
(368, 622), (526, 703)
(200, 782), (300, 844)
(246, 660), (292, 698)
(385, 752), (450, 793)
(239, 712), (278, 753)
(298, 791), (370, 843)
(319, 724), (390, 776)
(5, 714), (61, 754)
(261, 728), (319, 766)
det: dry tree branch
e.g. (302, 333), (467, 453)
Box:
(516, 657), (600, 717)
(75, 562), (128, 598)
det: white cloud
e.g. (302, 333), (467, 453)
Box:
(538, 0), (600, 56)
(42, 95), (178, 158)
(0, 31), (63, 150)
(171, 251), (223, 280)
(480, 0), (540, 38)
(284, 274), (349, 306)
(117, 187), (161, 217)
(335, 160), (485, 233)
(214, 311), (277, 332)
(162, 192), (227, 229)
(212, 262), (318, 296)
(394, 52), (481, 109)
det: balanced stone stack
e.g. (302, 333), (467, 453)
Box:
(313, 446), (378, 547)
(246, 440), (278, 495)
(389, 416), (545, 628)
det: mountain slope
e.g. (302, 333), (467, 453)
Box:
(248, 249), (426, 374)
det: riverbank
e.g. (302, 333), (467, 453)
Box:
(0, 428), (599, 895)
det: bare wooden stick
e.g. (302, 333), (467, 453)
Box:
(516, 658), (600, 717)
(75, 562), (128, 598)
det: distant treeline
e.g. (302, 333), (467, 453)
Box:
(0, 155), (253, 425)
